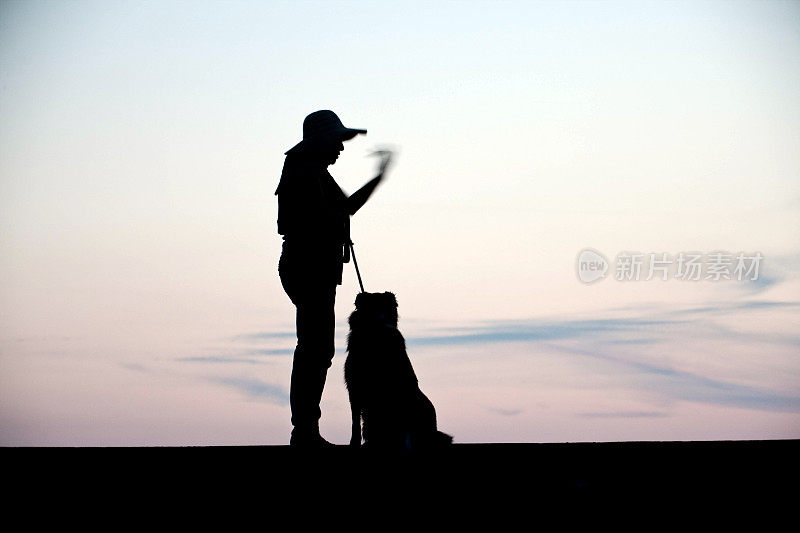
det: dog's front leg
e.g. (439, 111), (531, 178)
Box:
(349, 392), (362, 446)
(350, 415), (361, 447)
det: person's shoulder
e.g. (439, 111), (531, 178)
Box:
(283, 151), (307, 170)
(280, 153), (317, 187)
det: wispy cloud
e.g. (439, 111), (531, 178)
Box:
(664, 299), (799, 316)
(176, 348), (294, 365)
(406, 316), (681, 347)
(177, 356), (266, 365)
(577, 411), (669, 419)
(550, 339), (800, 413)
(209, 376), (289, 405)
(404, 299), (800, 414)
(485, 406), (524, 416)
(230, 331), (296, 343)
(119, 362), (152, 374)
(223, 295), (800, 416)
(405, 300), (800, 350)
(244, 348), (294, 356)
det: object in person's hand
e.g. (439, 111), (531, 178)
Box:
(368, 148), (394, 176)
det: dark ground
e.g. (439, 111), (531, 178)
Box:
(6, 440), (796, 526)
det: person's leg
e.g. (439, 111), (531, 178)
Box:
(289, 285), (336, 433)
(279, 247), (338, 446)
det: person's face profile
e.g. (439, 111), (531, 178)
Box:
(310, 135), (344, 166)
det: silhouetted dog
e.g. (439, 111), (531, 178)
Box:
(345, 292), (452, 450)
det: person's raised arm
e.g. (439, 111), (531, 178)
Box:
(346, 151), (393, 215)
(347, 175), (381, 215)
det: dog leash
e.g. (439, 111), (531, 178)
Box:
(348, 240), (365, 294)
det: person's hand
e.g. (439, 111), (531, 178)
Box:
(369, 149), (394, 178)
(378, 151), (392, 176)
(347, 150), (393, 215)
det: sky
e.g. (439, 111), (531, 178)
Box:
(0, 0), (798, 445)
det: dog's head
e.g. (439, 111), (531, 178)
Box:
(349, 291), (398, 329)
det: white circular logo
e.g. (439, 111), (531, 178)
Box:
(576, 248), (609, 283)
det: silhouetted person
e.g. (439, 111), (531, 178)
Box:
(275, 110), (391, 447)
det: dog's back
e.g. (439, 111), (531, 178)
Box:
(345, 292), (452, 449)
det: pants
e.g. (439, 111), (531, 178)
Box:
(279, 252), (337, 430)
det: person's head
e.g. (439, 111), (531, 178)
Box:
(285, 110), (366, 166)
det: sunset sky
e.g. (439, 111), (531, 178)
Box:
(1, 0), (798, 445)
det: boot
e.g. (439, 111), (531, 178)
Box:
(290, 425), (335, 448)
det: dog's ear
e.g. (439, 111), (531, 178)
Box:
(355, 292), (369, 310)
(383, 292), (398, 308)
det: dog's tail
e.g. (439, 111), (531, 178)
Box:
(433, 431), (453, 446)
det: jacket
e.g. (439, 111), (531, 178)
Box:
(275, 153), (351, 285)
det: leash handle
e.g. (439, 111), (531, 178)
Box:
(349, 241), (365, 293)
